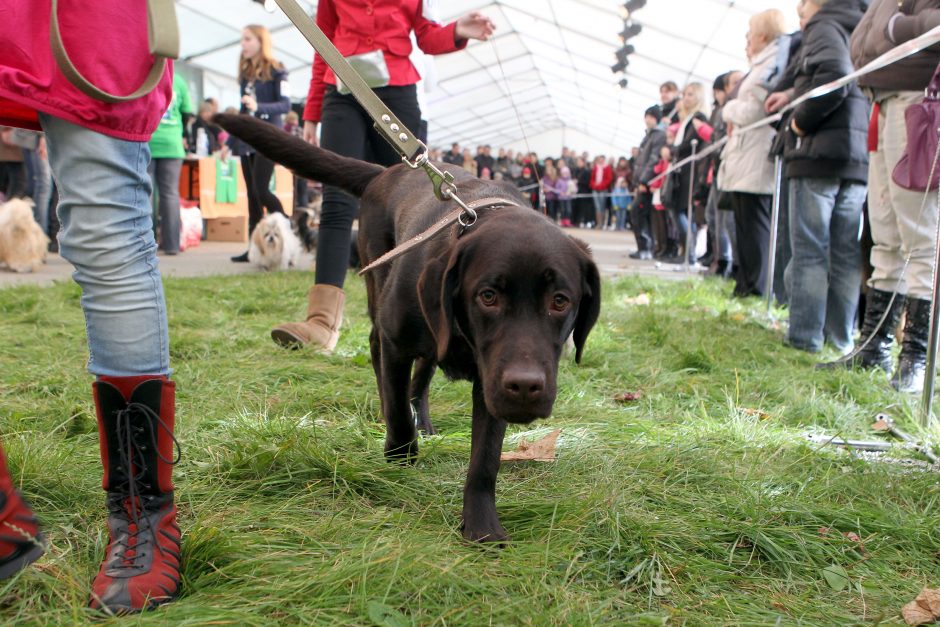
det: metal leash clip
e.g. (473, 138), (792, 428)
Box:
(402, 144), (478, 227)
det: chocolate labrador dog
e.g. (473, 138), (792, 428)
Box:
(215, 114), (600, 542)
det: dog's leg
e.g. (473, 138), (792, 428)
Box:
(462, 380), (509, 543)
(409, 357), (437, 435)
(369, 327), (383, 395)
(379, 337), (418, 462)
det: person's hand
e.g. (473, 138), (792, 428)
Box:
(638, 183), (648, 193)
(765, 91), (790, 114)
(790, 118), (806, 137)
(241, 95), (258, 112)
(691, 118), (703, 130)
(303, 120), (319, 146)
(455, 12), (495, 41)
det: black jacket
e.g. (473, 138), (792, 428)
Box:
(674, 112), (711, 204)
(231, 67), (291, 156)
(636, 126), (666, 186)
(783, 1), (869, 182)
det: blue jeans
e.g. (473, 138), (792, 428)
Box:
(591, 190), (606, 227)
(785, 177), (865, 353)
(40, 113), (170, 376)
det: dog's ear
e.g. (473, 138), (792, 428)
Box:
(417, 248), (462, 362)
(570, 237), (601, 364)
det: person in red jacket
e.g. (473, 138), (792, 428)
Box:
(0, 1), (183, 614)
(589, 155), (614, 229)
(271, 1), (495, 352)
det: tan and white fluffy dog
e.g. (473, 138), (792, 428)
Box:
(248, 212), (303, 271)
(0, 198), (49, 273)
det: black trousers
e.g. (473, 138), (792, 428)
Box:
(632, 192), (653, 252)
(730, 191), (772, 297)
(241, 152), (284, 236)
(317, 84), (421, 287)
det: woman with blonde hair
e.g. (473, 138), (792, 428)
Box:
(670, 82), (713, 263)
(719, 8), (790, 296)
(230, 24), (290, 263)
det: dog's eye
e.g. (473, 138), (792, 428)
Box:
(479, 289), (498, 307)
(551, 294), (570, 312)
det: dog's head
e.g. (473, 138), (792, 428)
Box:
(291, 206), (319, 252)
(418, 213), (600, 423)
(251, 216), (284, 259)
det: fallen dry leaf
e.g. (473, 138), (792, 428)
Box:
(871, 418), (891, 432)
(730, 313), (746, 322)
(740, 407), (770, 420)
(902, 600), (935, 625)
(916, 588), (940, 615)
(500, 429), (560, 463)
(623, 293), (650, 306)
(614, 391), (642, 403)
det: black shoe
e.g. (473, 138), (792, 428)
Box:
(712, 259), (732, 279)
(231, 251), (249, 263)
(697, 253), (713, 266)
(817, 288), (904, 372)
(891, 297), (930, 393)
(629, 250), (652, 260)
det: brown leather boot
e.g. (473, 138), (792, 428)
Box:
(271, 284), (345, 352)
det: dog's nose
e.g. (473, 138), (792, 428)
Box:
(501, 368), (545, 402)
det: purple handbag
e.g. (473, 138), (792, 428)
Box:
(892, 62), (940, 192)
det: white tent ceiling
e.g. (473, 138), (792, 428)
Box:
(177, 0), (799, 156)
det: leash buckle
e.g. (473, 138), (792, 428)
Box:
(403, 147), (477, 226)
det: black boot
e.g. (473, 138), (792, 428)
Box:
(892, 297), (931, 393)
(817, 288), (905, 372)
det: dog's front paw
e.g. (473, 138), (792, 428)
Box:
(461, 516), (509, 544)
(384, 437), (418, 464)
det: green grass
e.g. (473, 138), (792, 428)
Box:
(0, 271), (938, 625)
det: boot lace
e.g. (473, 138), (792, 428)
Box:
(109, 402), (181, 572)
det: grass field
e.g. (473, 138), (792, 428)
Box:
(0, 271), (937, 625)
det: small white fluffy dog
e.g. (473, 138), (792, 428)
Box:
(249, 212), (303, 271)
(0, 198), (49, 273)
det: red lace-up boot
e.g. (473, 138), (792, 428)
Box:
(0, 445), (44, 579)
(89, 376), (182, 614)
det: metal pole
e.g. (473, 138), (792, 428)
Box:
(685, 140), (698, 273)
(920, 181), (940, 428)
(766, 156), (784, 315)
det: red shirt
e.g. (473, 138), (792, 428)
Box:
(0, 0), (172, 141)
(589, 163), (613, 191)
(304, 0), (467, 122)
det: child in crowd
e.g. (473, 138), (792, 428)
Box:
(650, 145), (673, 258)
(611, 176), (631, 231)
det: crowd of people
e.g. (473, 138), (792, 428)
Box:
(431, 0), (940, 399)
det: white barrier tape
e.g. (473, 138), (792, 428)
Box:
(647, 24), (940, 187)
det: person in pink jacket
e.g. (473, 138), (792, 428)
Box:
(0, 1), (184, 614)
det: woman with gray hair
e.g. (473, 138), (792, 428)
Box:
(718, 9), (790, 297)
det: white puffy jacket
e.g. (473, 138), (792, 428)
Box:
(718, 38), (786, 195)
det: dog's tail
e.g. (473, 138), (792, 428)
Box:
(213, 113), (383, 197)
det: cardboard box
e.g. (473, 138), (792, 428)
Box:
(205, 215), (248, 243)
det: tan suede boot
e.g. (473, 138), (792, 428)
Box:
(271, 284), (345, 351)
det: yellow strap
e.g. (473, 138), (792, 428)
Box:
(50, 0), (179, 103)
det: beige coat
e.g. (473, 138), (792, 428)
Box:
(717, 40), (781, 195)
